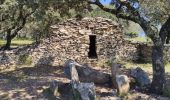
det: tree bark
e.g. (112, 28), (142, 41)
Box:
(150, 17), (170, 94)
(150, 44), (165, 94)
(139, 17), (169, 94)
(140, 28), (166, 94)
(1, 29), (12, 50)
(5, 34), (12, 50)
(1, 29), (18, 50)
(160, 17), (170, 44)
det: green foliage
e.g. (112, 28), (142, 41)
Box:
(125, 32), (138, 38)
(85, 5), (116, 20)
(0, 0), (88, 45)
(18, 54), (32, 65)
(139, 0), (170, 24)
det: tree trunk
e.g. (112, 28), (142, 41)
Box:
(1, 29), (18, 50)
(1, 30), (12, 50)
(150, 17), (170, 94)
(150, 43), (165, 94)
(5, 35), (12, 50)
(140, 20), (166, 94)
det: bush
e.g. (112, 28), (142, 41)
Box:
(18, 55), (32, 65)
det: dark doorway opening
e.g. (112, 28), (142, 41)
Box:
(88, 35), (97, 58)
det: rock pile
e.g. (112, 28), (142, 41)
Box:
(64, 60), (130, 98)
(64, 59), (111, 84)
(64, 59), (96, 100)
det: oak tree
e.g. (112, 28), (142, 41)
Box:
(89, 0), (170, 94)
(0, 0), (88, 50)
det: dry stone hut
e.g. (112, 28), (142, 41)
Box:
(0, 17), (170, 68)
(1, 17), (170, 67)
(0, 17), (138, 68)
(46, 17), (137, 65)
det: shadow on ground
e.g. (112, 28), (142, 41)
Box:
(0, 65), (69, 100)
(0, 65), (170, 100)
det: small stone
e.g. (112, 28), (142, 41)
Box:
(64, 59), (80, 82)
(116, 75), (130, 96)
(71, 82), (96, 100)
(129, 67), (151, 87)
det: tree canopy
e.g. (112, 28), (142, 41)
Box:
(0, 0), (88, 49)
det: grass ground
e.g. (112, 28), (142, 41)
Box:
(0, 39), (33, 47)
(118, 61), (170, 73)
(124, 37), (151, 42)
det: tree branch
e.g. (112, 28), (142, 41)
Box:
(11, 7), (37, 38)
(88, 0), (139, 23)
(159, 16), (170, 44)
(89, 0), (159, 40)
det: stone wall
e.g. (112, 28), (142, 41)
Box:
(115, 41), (138, 61)
(0, 17), (138, 68)
(137, 43), (170, 62)
(2, 17), (169, 69)
(48, 17), (122, 64)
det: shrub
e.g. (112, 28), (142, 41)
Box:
(18, 54), (32, 65)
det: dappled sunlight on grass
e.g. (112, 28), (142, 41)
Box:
(124, 37), (151, 43)
(118, 61), (170, 73)
(0, 66), (69, 99)
(0, 39), (33, 46)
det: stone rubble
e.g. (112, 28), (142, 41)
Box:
(64, 59), (111, 84)
(64, 60), (96, 100)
